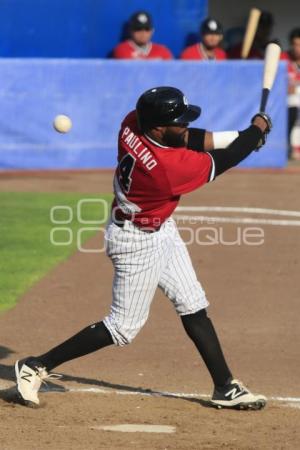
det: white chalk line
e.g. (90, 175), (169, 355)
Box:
(1, 381), (299, 408)
(65, 386), (300, 406)
(174, 206), (300, 227)
(174, 215), (300, 227)
(175, 206), (300, 217)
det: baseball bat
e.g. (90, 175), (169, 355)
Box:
(259, 43), (281, 112)
(241, 8), (261, 59)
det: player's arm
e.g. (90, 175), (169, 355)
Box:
(208, 114), (271, 177)
(167, 115), (271, 196)
(187, 128), (240, 152)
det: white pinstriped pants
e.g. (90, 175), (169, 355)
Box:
(103, 217), (209, 346)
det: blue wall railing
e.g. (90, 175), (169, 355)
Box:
(0, 59), (287, 170)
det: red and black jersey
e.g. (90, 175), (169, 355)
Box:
(113, 40), (173, 60)
(112, 111), (214, 229)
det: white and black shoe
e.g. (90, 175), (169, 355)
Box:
(211, 379), (267, 410)
(15, 357), (60, 406)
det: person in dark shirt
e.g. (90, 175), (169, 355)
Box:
(228, 11), (274, 59)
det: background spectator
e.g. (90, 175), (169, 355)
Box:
(180, 18), (226, 60)
(285, 28), (300, 159)
(113, 11), (173, 60)
(227, 11), (274, 59)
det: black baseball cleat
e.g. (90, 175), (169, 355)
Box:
(210, 379), (267, 410)
(15, 357), (61, 407)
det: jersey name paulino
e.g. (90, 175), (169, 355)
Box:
(112, 111), (214, 229)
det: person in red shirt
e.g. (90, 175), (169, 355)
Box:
(180, 18), (226, 60)
(15, 87), (272, 411)
(113, 11), (173, 60)
(285, 28), (300, 159)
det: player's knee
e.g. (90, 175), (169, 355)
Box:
(103, 316), (143, 347)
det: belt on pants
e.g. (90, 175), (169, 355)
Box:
(113, 219), (161, 234)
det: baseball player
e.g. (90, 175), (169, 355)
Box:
(180, 18), (226, 60)
(15, 87), (272, 410)
(113, 11), (173, 60)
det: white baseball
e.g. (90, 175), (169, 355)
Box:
(53, 115), (72, 133)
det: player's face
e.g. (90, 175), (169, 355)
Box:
(162, 124), (188, 147)
(291, 38), (300, 59)
(202, 33), (222, 49)
(131, 29), (153, 46)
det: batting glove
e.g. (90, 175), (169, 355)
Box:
(251, 112), (273, 150)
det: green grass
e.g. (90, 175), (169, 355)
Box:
(0, 192), (112, 312)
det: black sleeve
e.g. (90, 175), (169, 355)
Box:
(187, 128), (206, 152)
(208, 125), (263, 178)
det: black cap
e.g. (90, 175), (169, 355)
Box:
(136, 86), (201, 130)
(201, 18), (223, 35)
(129, 11), (153, 31)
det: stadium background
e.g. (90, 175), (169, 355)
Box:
(0, 0), (299, 169)
(0, 3), (300, 448)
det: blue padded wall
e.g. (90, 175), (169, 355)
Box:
(0, 59), (287, 169)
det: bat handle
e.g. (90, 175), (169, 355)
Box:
(260, 88), (270, 112)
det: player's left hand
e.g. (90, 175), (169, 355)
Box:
(251, 112), (272, 150)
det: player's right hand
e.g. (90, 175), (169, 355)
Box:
(251, 112), (272, 133)
(251, 112), (272, 150)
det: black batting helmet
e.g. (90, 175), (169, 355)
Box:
(136, 86), (201, 131)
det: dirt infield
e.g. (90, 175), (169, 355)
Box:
(0, 169), (300, 449)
